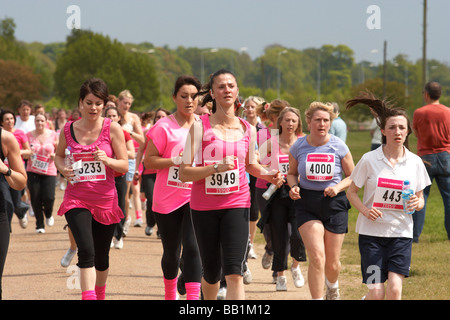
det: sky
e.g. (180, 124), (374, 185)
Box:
(1, 0), (450, 65)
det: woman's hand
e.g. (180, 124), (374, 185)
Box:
(362, 207), (383, 221)
(289, 185), (301, 200)
(93, 146), (109, 165)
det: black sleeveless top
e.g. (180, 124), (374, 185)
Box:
(0, 127), (13, 214)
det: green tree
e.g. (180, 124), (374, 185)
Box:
(0, 59), (44, 109)
(54, 30), (159, 111)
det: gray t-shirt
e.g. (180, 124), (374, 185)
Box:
(290, 135), (350, 191)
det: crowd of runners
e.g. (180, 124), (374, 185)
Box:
(0, 70), (449, 301)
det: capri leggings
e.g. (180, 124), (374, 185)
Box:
(154, 203), (201, 283)
(65, 208), (116, 271)
(191, 208), (249, 284)
(0, 210), (9, 300)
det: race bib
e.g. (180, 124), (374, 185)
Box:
(167, 166), (193, 189)
(306, 153), (335, 181)
(278, 154), (289, 177)
(372, 177), (403, 211)
(205, 159), (239, 195)
(31, 155), (50, 174)
(72, 152), (106, 182)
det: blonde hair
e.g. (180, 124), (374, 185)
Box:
(117, 89), (134, 102)
(265, 99), (291, 121)
(304, 101), (336, 122)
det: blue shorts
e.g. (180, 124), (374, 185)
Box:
(359, 234), (412, 284)
(126, 159), (136, 182)
(295, 189), (350, 234)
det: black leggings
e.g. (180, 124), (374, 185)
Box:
(0, 210), (9, 300)
(154, 203), (201, 283)
(142, 173), (156, 228)
(267, 193), (306, 272)
(114, 175), (127, 240)
(191, 208), (249, 284)
(65, 208), (116, 271)
(27, 172), (56, 230)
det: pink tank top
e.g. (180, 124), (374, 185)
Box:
(27, 130), (58, 176)
(190, 115), (251, 211)
(57, 118), (123, 225)
(147, 115), (195, 214)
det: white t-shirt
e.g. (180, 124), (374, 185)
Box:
(350, 146), (431, 238)
(15, 115), (35, 133)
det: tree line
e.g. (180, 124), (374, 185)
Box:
(1, 17), (449, 126)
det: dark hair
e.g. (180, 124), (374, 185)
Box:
(197, 69), (237, 114)
(104, 105), (123, 125)
(173, 75), (202, 97)
(0, 109), (16, 125)
(424, 81), (441, 101)
(346, 91), (412, 148)
(17, 99), (32, 111)
(153, 107), (171, 123)
(79, 78), (109, 105)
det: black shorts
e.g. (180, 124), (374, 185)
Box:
(295, 188), (350, 234)
(359, 234), (412, 284)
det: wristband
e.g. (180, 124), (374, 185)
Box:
(290, 184), (298, 189)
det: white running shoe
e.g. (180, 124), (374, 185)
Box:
(134, 218), (143, 227)
(291, 266), (305, 288)
(276, 276), (287, 291)
(248, 243), (257, 259)
(113, 237), (123, 249)
(123, 217), (131, 236)
(46, 216), (54, 227)
(61, 248), (76, 267)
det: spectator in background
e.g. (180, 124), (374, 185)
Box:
(370, 118), (382, 151)
(329, 102), (347, 142)
(15, 100), (35, 134)
(412, 81), (450, 242)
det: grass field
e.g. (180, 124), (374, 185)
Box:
(256, 131), (450, 300)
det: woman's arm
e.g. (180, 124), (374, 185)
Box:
(130, 113), (145, 145)
(0, 131), (27, 190)
(287, 152), (300, 200)
(97, 121), (128, 173)
(346, 181), (383, 221)
(323, 151), (355, 197)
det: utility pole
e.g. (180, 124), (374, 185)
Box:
(422, 0), (427, 87)
(383, 40), (387, 98)
(261, 57), (265, 96)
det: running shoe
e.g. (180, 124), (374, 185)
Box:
(248, 243), (257, 259)
(261, 251), (273, 269)
(46, 216), (54, 227)
(134, 218), (143, 227)
(61, 248), (76, 267)
(291, 266), (305, 288)
(325, 286), (341, 300)
(276, 276), (287, 291)
(243, 268), (252, 284)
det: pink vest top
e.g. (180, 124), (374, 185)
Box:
(190, 115), (251, 211)
(57, 118), (123, 225)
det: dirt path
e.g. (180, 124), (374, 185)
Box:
(3, 188), (315, 300)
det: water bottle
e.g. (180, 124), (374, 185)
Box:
(30, 144), (36, 165)
(401, 180), (415, 214)
(262, 184), (278, 200)
(64, 147), (77, 184)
